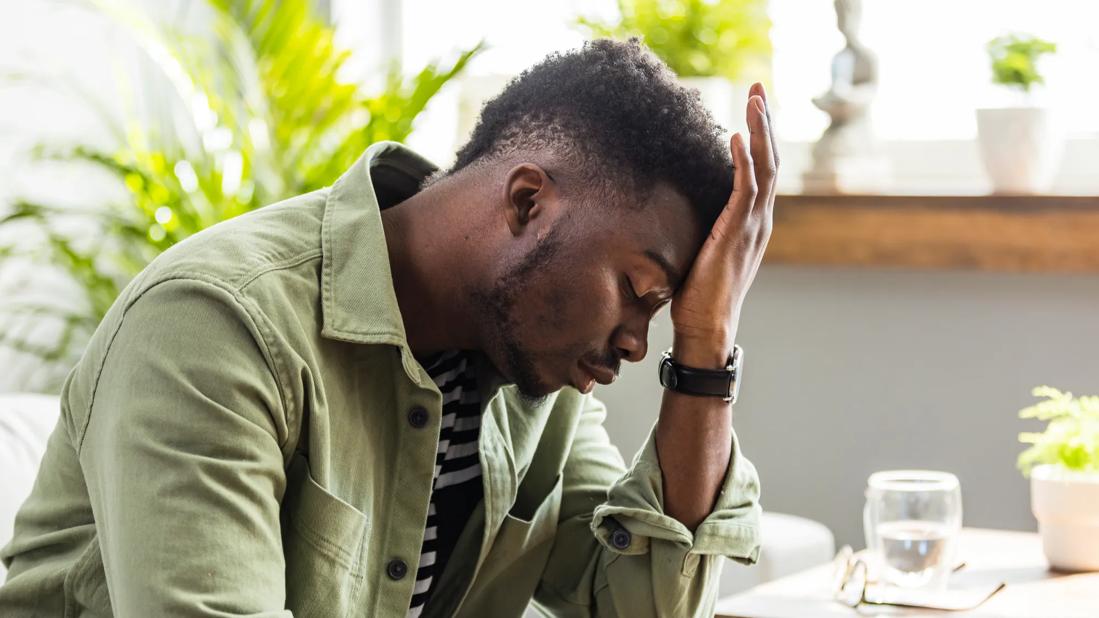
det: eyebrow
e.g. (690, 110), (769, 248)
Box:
(643, 249), (683, 290)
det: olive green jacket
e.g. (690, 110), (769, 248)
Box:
(0, 142), (761, 617)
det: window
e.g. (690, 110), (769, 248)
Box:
(336, 0), (1099, 192)
(771, 0), (1099, 142)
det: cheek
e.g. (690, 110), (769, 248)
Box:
(540, 286), (571, 331)
(526, 266), (619, 347)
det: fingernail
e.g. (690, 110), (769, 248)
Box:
(753, 96), (765, 114)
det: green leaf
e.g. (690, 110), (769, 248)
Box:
(988, 33), (1057, 92)
(1, 0), (482, 391)
(575, 0), (772, 81)
(1016, 386), (1099, 476)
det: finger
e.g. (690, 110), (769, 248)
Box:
(749, 82), (780, 169)
(746, 95), (777, 208)
(705, 133), (755, 249)
(724, 132), (756, 219)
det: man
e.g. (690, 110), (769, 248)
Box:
(0, 39), (777, 616)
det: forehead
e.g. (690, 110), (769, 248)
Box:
(583, 181), (704, 283)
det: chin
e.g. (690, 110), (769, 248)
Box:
(487, 336), (566, 402)
(510, 369), (559, 402)
(502, 353), (560, 402)
(514, 387), (554, 408)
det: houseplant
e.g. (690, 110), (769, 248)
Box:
(575, 0), (771, 131)
(1017, 386), (1099, 571)
(0, 0), (480, 391)
(976, 33), (1061, 194)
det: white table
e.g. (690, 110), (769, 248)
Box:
(716, 528), (1099, 618)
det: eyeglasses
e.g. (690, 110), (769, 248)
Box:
(831, 545), (871, 607)
(830, 545), (972, 609)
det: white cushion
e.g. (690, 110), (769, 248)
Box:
(0, 393), (61, 579)
(719, 511), (836, 595)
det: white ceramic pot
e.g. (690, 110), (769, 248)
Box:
(1030, 464), (1099, 571)
(975, 107), (1062, 194)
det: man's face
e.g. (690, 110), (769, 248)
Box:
(475, 181), (704, 400)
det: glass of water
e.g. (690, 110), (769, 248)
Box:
(863, 470), (962, 589)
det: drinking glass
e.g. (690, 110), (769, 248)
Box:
(863, 470), (962, 589)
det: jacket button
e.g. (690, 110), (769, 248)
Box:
(407, 406), (429, 429)
(611, 527), (632, 550)
(386, 558), (408, 580)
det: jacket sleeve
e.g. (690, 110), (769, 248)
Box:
(76, 278), (293, 617)
(532, 393), (761, 617)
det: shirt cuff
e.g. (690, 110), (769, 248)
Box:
(589, 422), (761, 564)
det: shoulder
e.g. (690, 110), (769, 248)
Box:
(133, 189), (329, 297)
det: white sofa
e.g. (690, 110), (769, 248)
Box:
(0, 393), (60, 581)
(0, 394), (834, 594)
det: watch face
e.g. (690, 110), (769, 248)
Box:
(729, 346), (744, 403)
(659, 358), (678, 389)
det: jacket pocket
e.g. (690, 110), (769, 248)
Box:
(497, 471), (563, 561)
(281, 455), (368, 618)
(456, 474), (563, 617)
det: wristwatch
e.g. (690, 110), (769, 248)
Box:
(658, 345), (743, 403)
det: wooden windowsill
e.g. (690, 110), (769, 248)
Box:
(768, 194), (1099, 273)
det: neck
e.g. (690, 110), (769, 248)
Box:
(380, 178), (485, 356)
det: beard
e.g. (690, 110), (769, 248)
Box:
(472, 226), (566, 403)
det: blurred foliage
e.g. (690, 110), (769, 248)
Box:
(1017, 386), (1099, 476)
(0, 0), (480, 389)
(576, 0), (771, 81)
(988, 33), (1056, 93)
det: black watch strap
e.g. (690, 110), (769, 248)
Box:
(658, 345), (743, 403)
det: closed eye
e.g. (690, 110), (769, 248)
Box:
(651, 298), (671, 318)
(621, 275), (641, 302)
(623, 275), (670, 321)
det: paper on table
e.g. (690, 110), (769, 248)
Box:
(863, 581), (1007, 611)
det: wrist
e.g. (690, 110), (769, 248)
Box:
(671, 332), (736, 369)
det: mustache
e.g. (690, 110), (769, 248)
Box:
(592, 349), (622, 377)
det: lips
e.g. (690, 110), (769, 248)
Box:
(579, 360), (617, 387)
(574, 372), (596, 394)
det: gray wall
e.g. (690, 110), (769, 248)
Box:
(596, 265), (1099, 548)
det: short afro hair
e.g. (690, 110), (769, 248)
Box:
(449, 38), (732, 231)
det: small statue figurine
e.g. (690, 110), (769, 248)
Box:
(803, 0), (890, 193)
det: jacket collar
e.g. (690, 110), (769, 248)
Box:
(319, 141), (439, 382)
(319, 144), (567, 538)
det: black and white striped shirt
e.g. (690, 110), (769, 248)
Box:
(408, 350), (483, 617)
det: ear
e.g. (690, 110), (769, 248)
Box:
(502, 163), (555, 236)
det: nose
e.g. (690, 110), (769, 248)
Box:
(612, 315), (649, 364)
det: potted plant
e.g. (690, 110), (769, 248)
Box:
(976, 33), (1061, 194)
(575, 0), (772, 131)
(1017, 386), (1099, 571)
(0, 0), (480, 392)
